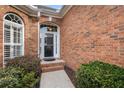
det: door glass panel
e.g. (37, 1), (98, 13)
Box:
(44, 34), (54, 57)
(55, 35), (57, 54)
(45, 46), (53, 57)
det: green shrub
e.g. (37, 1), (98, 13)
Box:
(76, 61), (124, 88)
(6, 56), (42, 77)
(0, 56), (42, 88)
(0, 68), (9, 78)
(7, 67), (25, 79)
(0, 76), (19, 88)
(0, 67), (24, 88)
(0, 67), (40, 88)
(0, 67), (24, 79)
(21, 72), (40, 88)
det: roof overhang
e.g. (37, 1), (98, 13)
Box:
(12, 5), (38, 17)
(12, 5), (72, 18)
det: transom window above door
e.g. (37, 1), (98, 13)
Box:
(40, 25), (57, 32)
(4, 13), (24, 63)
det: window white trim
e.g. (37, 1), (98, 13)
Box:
(3, 16), (5, 68)
(39, 22), (60, 60)
(38, 22), (40, 58)
(3, 13), (24, 66)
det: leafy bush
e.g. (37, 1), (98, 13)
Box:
(0, 67), (24, 79)
(76, 61), (124, 88)
(0, 76), (19, 88)
(0, 67), (24, 88)
(6, 56), (41, 77)
(0, 56), (41, 88)
(21, 72), (40, 88)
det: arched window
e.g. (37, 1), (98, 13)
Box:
(5, 13), (23, 24)
(4, 13), (24, 63)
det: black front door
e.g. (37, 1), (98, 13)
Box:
(44, 33), (54, 57)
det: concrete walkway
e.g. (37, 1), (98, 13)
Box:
(40, 70), (74, 88)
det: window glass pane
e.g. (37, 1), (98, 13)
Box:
(4, 45), (11, 62)
(56, 35), (57, 54)
(13, 46), (21, 57)
(5, 14), (22, 24)
(5, 15), (11, 21)
(45, 34), (54, 45)
(18, 20), (22, 24)
(4, 45), (10, 58)
(41, 25), (57, 32)
(13, 26), (18, 43)
(12, 19), (17, 23)
(4, 24), (10, 29)
(47, 26), (57, 32)
(15, 16), (19, 21)
(41, 27), (47, 33)
(18, 31), (20, 43)
(9, 14), (14, 20)
(13, 46), (16, 57)
(18, 28), (22, 43)
(44, 46), (53, 57)
(4, 24), (11, 43)
(4, 30), (11, 43)
(4, 13), (24, 62)
(17, 46), (21, 56)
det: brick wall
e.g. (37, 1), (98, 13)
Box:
(0, 5), (61, 67)
(39, 15), (61, 25)
(0, 5), (38, 67)
(60, 6), (124, 70)
(1, 5), (124, 70)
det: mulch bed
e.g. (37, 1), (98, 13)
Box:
(64, 66), (76, 87)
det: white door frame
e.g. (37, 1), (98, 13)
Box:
(39, 24), (60, 60)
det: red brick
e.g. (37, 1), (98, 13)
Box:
(60, 5), (124, 70)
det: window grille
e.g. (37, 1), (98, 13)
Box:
(4, 13), (24, 63)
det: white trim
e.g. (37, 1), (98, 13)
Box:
(4, 20), (23, 27)
(3, 13), (24, 66)
(39, 23), (60, 60)
(49, 16), (52, 21)
(3, 16), (5, 68)
(38, 21), (40, 57)
(61, 6), (72, 17)
(37, 11), (40, 58)
(12, 5), (38, 17)
(58, 25), (60, 58)
(22, 21), (25, 56)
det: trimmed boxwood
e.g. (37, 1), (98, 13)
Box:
(76, 61), (124, 88)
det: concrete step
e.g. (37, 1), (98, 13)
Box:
(41, 60), (65, 73)
(41, 62), (65, 67)
(42, 66), (64, 73)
